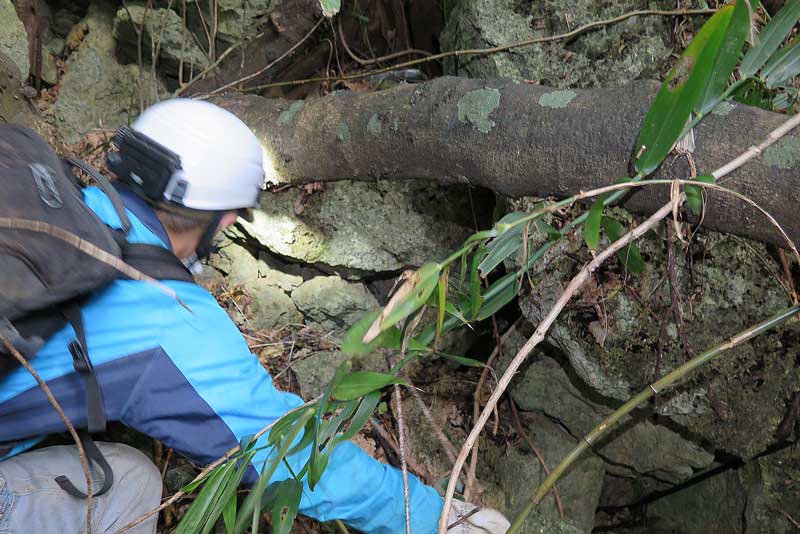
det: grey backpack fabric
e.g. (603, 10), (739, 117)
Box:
(0, 123), (192, 376)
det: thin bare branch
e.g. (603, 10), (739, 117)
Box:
(0, 335), (94, 534)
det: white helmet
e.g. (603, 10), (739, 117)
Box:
(116, 98), (266, 211)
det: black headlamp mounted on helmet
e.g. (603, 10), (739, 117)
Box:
(107, 127), (184, 205)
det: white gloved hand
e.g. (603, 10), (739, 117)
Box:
(446, 499), (510, 534)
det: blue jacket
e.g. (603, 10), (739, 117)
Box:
(0, 186), (443, 533)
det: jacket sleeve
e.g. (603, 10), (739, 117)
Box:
(121, 283), (443, 534)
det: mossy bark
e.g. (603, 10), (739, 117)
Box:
(217, 76), (800, 250)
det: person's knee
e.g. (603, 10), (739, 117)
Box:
(96, 442), (163, 502)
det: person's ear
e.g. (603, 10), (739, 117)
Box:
(217, 211), (239, 231)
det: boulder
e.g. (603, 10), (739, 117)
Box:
(51, 3), (166, 143)
(185, 0), (277, 45)
(239, 180), (476, 273)
(511, 356), (713, 486)
(291, 275), (378, 334)
(440, 0), (673, 87)
(514, 203), (800, 460)
(0, 0), (30, 78)
(113, 4), (208, 78)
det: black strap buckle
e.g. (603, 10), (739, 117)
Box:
(55, 432), (114, 499)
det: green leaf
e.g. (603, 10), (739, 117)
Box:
(469, 247), (484, 319)
(271, 479), (302, 534)
(380, 263), (441, 330)
(535, 220), (562, 241)
(602, 216), (645, 274)
(333, 391), (382, 444)
(341, 310), (401, 356)
(436, 267), (449, 347)
(763, 38), (800, 88)
(685, 174), (716, 216)
(177, 460), (239, 534)
(234, 410), (314, 534)
(319, 0), (340, 17)
(309, 363), (349, 490)
(696, 0), (753, 114)
(436, 352), (486, 367)
(634, 5), (737, 176)
(331, 371), (407, 401)
(479, 212), (531, 276)
(475, 271), (520, 321)
(740, 0), (800, 78)
(584, 198), (605, 250)
(222, 489), (237, 534)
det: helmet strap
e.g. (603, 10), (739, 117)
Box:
(195, 211), (225, 261)
(181, 211), (225, 275)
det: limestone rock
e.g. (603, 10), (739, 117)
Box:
(186, 0), (277, 44)
(291, 276), (378, 334)
(113, 4), (208, 78)
(441, 0), (672, 87)
(291, 350), (350, 398)
(51, 3), (166, 143)
(239, 180), (475, 273)
(0, 0), (30, 79)
(479, 411), (604, 533)
(248, 284), (303, 330)
(511, 356), (713, 485)
(514, 203), (800, 460)
(401, 394), (596, 533)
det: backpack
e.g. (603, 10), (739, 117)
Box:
(0, 123), (194, 496)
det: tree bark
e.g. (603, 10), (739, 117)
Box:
(220, 76), (800, 249)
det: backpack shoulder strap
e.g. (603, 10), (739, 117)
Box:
(122, 243), (194, 283)
(63, 157), (132, 234)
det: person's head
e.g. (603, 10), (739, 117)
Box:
(107, 98), (266, 265)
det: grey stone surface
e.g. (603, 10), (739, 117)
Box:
(240, 180), (475, 273)
(0, 0), (30, 78)
(513, 201), (800, 460)
(113, 4), (208, 77)
(291, 276), (378, 334)
(511, 356), (713, 485)
(441, 0), (673, 88)
(51, 3), (166, 143)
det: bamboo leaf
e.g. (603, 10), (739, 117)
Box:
(342, 310), (401, 356)
(362, 264), (441, 343)
(177, 461), (239, 534)
(476, 271), (520, 321)
(271, 479), (302, 534)
(479, 212), (530, 276)
(686, 174), (716, 216)
(331, 371), (407, 401)
(740, 0), (800, 78)
(234, 410), (314, 534)
(635, 5), (737, 175)
(584, 198), (605, 250)
(696, 0), (753, 114)
(470, 247), (484, 318)
(763, 38), (800, 88)
(535, 220), (562, 241)
(222, 491), (237, 534)
(602, 216), (645, 274)
(436, 352), (486, 367)
(319, 0), (340, 17)
(333, 391), (382, 444)
(436, 267), (450, 347)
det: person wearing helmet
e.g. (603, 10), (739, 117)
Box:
(0, 99), (509, 534)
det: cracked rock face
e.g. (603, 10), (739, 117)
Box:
(239, 180), (478, 273)
(510, 199), (800, 461)
(441, 0), (674, 87)
(511, 356), (714, 485)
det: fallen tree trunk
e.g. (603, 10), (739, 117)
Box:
(218, 76), (800, 249)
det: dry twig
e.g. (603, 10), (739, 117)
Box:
(0, 335), (94, 534)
